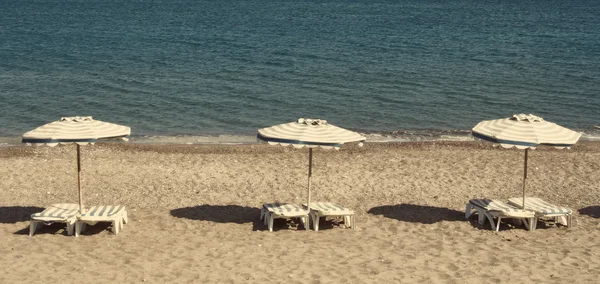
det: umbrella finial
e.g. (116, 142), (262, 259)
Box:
(512, 114), (544, 123)
(61, 116), (94, 122)
(298, 118), (327, 126)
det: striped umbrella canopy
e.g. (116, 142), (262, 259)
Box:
(258, 118), (365, 149)
(472, 114), (581, 209)
(22, 116), (131, 213)
(258, 118), (365, 224)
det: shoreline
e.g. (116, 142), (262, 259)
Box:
(1, 130), (600, 148)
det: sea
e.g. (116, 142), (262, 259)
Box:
(1, 0), (599, 146)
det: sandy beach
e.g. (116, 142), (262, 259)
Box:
(1, 141), (599, 283)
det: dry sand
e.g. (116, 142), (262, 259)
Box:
(1, 141), (599, 283)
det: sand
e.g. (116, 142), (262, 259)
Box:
(1, 141), (599, 283)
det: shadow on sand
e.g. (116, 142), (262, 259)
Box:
(75, 223), (113, 236)
(170, 205), (261, 224)
(0, 206), (79, 236)
(170, 205), (311, 231)
(367, 204), (464, 224)
(13, 222), (75, 236)
(578, 206), (600, 219)
(0, 206), (44, 224)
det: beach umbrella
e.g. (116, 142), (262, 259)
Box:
(471, 114), (581, 209)
(22, 116), (131, 213)
(257, 118), (365, 212)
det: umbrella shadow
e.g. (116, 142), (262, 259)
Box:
(0, 206), (45, 224)
(367, 204), (464, 224)
(75, 223), (112, 236)
(578, 206), (600, 218)
(0, 206), (78, 236)
(170, 205), (310, 231)
(170, 204), (261, 224)
(14, 222), (72, 236)
(265, 218), (309, 232)
(310, 217), (349, 231)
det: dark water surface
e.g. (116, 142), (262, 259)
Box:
(1, 0), (599, 142)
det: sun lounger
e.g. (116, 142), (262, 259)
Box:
(466, 199), (536, 231)
(75, 205), (128, 237)
(30, 203), (79, 236)
(305, 202), (355, 231)
(260, 203), (309, 232)
(508, 197), (573, 228)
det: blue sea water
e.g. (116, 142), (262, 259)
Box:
(0, 0), (599, 143)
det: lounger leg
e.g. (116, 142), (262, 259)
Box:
(268, 215), (274, 232)
(484, 213), (496, 231)
(495, 217), (502, 231)
(312, 214), (319, 232)
(117, 217), (122, 231)
(122, 210), (128, 224)
(465, 204), (473, 219)
(558, 216), (568, 226)
(66, 222), (74, 236)
(567, 215), (572, 228)
(113, 219), (119, 235)
(305, 216), (310, 231)
(75, 222), (82, 237)
(529, 218), (535, 231)
(301, 216), (309, 231)
(522, 218), (531, 231)
(477, 209), (486, 225)
(29, 221), (39, 237)
(344, 215), (354, 229)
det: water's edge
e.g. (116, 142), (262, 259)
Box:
(2, 127), (599, 147)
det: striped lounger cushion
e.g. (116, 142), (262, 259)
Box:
(80, 205), (126, 220)
(508, 197), (572, 227)
(76, 205), (128, 237)
(261, 203), (309, 232)
(306, 202), (355, 231)
(469, 199), (534, 218)
(31, 203), (79, 221)
(306, 202), (354, 215)
(262, 203), (309, 217)
(507, 197), (572, 215)
(466, 199), (535, 231)
(30, 203), (79, 236)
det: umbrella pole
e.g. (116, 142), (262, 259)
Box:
(307, 148), (313, 230)
(307, 148), (313, 211)
(77, 144), (83, 214)
(522, 148), (528, 209)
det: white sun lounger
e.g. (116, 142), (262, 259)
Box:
(508, 197), (573, 228)
(75, 205), (128, 237)
(305, 202), (355, 231)
(30, 203), (79, 236)
(260, 203), (309, 232)
(466, 199), (536, 231)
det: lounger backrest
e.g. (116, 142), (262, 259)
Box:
(469, 199), (524, 213)
(81, 205), (124, 217)
(306, 202), (353, 214)
(263, 203), (307, 215)
(508, 198), (572, 214)
(31, 203), (79, 219)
